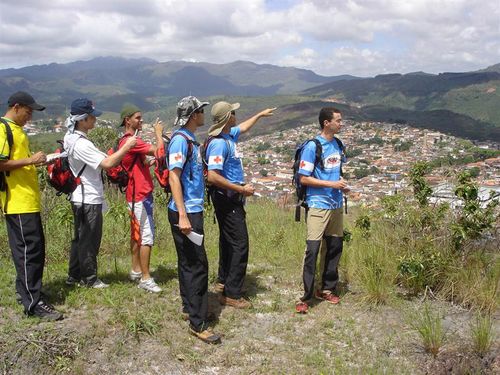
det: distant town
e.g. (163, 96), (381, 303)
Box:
(26, 118), (500, 208)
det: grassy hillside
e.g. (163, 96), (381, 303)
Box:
(0, 180), (498, 373)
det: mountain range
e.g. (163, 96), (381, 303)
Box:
(0, 57), (499, 142)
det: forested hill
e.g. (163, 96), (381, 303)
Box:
(302, 67), (500, 140)
(0, 57), (355, 116)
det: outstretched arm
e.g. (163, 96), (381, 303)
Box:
(99, 136), (137, 170)
(238, 107), (276, 134)
(0, 151), (46, 171)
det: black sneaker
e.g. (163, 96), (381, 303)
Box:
(30, 300), (64, 321)
(65, 276), (79, 286)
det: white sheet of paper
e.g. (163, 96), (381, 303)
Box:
(186, 231), (204, 246)
(46, 152), (67, 162)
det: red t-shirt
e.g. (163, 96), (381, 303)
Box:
(119, 134), (154, 202)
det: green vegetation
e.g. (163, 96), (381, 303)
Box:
(428, 145), (500, 169)
(253, 141), (272, 152)
(359, 135), (384, 145)
(0, 161), (498, 373)
(470, 313), (495, 357)
(394, 140), (412, 151)
(410, 304), (445, 358)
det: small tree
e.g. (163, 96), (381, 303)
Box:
(409, 162), (433, 207)
(451, 171), (499, 250)
(89, 126), (119, 151)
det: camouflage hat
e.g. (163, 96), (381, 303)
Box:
(119, 103), (141, 127)
(208, 101), (240, 137)
(174, 96), (209, 127)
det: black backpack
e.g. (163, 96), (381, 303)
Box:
(0, 118), (13, 193)
(292, 137), (345, 221)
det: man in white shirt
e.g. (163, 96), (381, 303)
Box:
(63, 98), (136, 288)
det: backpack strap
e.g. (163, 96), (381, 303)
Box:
(0, 118), (14, 176)
(202, 135), (230, 213)
(310, 138), (324, 170)
(202, 135), (230, 167)
(0, 118), (14, 213)
(170, 131), (198, 180)
(333, 136), (346, 177)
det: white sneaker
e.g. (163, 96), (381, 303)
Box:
(90, 279), (109, 289)
(138, 278), (162, 293)
(129, 270), (142, 282)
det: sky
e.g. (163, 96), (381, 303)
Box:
(0, 0), (499, 77)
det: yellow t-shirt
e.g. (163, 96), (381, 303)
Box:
(0, 117), (41, 214)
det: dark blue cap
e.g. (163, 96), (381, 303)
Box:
(70, 98), (103, 117)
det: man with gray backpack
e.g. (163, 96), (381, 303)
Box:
(294, 107), (349, 314)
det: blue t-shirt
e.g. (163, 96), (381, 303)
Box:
(298, 135), (345, 210)
(206, 126), (244, 184)
(167, 128), (204, 213)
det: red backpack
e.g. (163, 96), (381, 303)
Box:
(47, 140), (86, 196)
(105, 135), (138, 192)
(154, 132), (194, 193)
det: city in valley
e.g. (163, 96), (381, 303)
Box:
(238, 121), (500, 208)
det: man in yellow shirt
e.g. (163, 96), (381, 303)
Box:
(0, 91), (63, 320)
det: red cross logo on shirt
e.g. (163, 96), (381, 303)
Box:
(300, 160), (306, 168)
(214, 156), (222, 163)
(175, 154), (182, 161)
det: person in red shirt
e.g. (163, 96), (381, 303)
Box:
(119, 104), (163, 293)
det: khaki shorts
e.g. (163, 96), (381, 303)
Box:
(306, 207), (343, 241)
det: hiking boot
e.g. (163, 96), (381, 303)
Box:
(214, 282), (225, 293)
(315, 290), (340, 304)
(189, 327), (221, 345)
(65, 276), (79, 286)
(219, 295), (252, 309)
(128, 270), (142, 282)
(182, 311), (217, 322)
(138, 278), (162, 293)
(295, 301), (309, 314)
(30, 300), (64, 321)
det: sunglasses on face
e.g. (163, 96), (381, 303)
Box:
(231, 111), (236, 115)
(196, 108), (204, 114)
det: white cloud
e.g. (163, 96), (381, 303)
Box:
(0, 0), (498, 76)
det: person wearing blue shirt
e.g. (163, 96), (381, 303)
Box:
(295, 107), (349, 314)
(206, 101), (275, 309)
(168, 96), (221, 345)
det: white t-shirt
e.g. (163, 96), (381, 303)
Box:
(64, 131), (106, 204)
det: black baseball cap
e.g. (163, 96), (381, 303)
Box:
(70, 98), (103, 117)
(7, 91), (45, 111)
